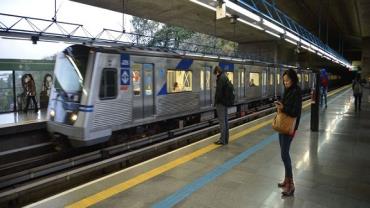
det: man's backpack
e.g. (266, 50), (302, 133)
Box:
(321, 77), (328, 87)
(223, 78), (235, 107)
(353, 81), (362, 94)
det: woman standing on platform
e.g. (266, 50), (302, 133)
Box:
(23, 74), (39, 113)
(274, 69), (302, 196)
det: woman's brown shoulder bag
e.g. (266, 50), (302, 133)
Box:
(272, 109), (296, 135)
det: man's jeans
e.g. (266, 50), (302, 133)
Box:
(216, 104), (229, 144)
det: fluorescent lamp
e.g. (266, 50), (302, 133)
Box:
(189, 0), (216, 11)
(311, 45), (319, 51)
(307, 47), (315, 53)
(262, 19), (285, 34)
(225, 0), (261, 22)
(265, 30), (280, 38)
(238, 18), (263, 30)
(301, 45), (309, 50)
(300, 39), (310, 47)
(285, 31), (300, 42)
(285, 38), (297, 45)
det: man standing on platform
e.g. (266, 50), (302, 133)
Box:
(320, 69), (329, 108)
(213, 66), (229, 145)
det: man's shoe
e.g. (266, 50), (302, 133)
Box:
(214, 140), (224, 145)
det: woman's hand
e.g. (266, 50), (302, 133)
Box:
(274, 101), (284, 110)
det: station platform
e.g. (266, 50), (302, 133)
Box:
(26, 86), (370, 208)
(0, 110), (47, 136)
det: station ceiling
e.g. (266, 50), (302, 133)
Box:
(71, 0), (369, 65)
(272, 0), (369, 61)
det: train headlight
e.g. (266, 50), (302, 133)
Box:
(50, 109), (55, 117)
(71, 113), (78, 122)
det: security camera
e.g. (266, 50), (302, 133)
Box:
(31, 36), (39, 44)
(295, 47), (300, 54)
(230, 15), (238, 24)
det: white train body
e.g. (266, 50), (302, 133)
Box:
(47, 45), (313, 146)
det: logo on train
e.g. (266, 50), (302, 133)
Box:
(121, 69), (130, 85)
(121, 59), (129, 66)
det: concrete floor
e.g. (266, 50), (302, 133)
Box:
(26, 87), (370, 208)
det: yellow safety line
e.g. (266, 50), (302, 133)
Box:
(66, 85), (348, 208)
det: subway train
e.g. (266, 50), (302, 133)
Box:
(47, 44), (316, 146)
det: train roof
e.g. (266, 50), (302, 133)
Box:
(65, 44), (299, 69)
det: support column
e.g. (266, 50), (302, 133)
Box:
(362, 37), (370, 81)
(310, 69), (320, 132)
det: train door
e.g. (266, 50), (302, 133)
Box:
(303, 72), (309, 92)
(238, 67), (245, 99)
(200, 66), (212, 107)
(262, 69), (267, 97)
(132, 63), (154, 119)
(247, 67), (261, 100)
(276, 68), (282, 97)
(268, 68), (274, 98)
(297, 71), (303, 89)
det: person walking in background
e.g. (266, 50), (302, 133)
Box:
(352, 74), (363, 112)
(274, 69), (302, 196)
(23, 74), (39, 113)
(320, 68), (329, 108)
(213, 66), (229, 145)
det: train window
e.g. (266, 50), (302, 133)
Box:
(249, 73), (259, 87)
(167, 70), (193, 93)
(276, 74), (280, 85)
(269, 74), (274, 85)
(297, 74), (301, 82)
(132, 64), (141, 96)
(225, 72), (234, 84)
(305, 74), (309, 82)
(99, 68), (117, 99)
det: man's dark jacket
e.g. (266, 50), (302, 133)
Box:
(215, 72), (228, 105)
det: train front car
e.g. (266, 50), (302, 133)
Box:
(47, 45), (94, 147)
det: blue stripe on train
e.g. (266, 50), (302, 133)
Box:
(157, 83), (167, 96)
(176, 59), (193, 70)
(219, 61), (234, 71)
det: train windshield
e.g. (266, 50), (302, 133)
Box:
(54, 45), (89, 95)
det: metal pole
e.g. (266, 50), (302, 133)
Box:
(53, 0), (57, 21)
(310, 69), (320, 131)
(326, 0), (329, 45)
(122, 0), (125, 32)
(318, 2), (321, 39)
(12, 70), (17, 112)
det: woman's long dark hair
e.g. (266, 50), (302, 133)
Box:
(283, 69), (298, 87)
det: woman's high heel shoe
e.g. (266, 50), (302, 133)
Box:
(282, 177), (295, 196)
(278, 177), (288, 188)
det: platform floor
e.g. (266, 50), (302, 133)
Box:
(26, 86), (370, 208)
